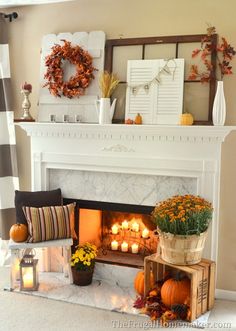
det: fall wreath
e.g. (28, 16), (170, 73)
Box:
(43, 40), (96, 98)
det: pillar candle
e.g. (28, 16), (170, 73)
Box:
(122, 220), (129, 230)
(111, 240), (119, 251)
(132, 222), (139, 232)
(23, 271), (33, 288)
(131, 243), (139, 254)
(142, 228), (149, 239)
(121, 242), (129, 252)
(111, 224), (119, 235)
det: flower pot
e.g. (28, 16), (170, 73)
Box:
(71, 267), (94, 286)
(158, 231), (208, 265)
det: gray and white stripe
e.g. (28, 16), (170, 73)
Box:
(0, 15), (19, 241)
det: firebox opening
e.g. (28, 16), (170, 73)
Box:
(64, 199), (157, 268)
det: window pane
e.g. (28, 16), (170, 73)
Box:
(112, 46), (143, 81)
(145, 44), (176, 60)
(112, 83), (126, 122)
(184, 82), (209, 121)
(178, 43), (207, 80)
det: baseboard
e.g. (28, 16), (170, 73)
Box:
(215, 289), (236, 301)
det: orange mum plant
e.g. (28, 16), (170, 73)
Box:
(152, 195), (213, 235)
(188, 26), (236, 82)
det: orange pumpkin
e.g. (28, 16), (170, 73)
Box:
(9, 223), (28, 242)
(180, 113), (194, 125)
(161, 274), (190, 308)
(125, 118), (134, 124)
(134, 270), (155, 295)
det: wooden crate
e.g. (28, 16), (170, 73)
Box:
(144, 254), (215, 322)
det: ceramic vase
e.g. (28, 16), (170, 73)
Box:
(212, 81), (226, 126)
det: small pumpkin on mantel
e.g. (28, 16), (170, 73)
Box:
(179, 113), (194, 126)
(9, 223), (28, 242)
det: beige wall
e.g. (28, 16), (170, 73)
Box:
(7, 0), (236, 291)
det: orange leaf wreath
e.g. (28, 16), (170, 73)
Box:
(43, 40), (97, 98)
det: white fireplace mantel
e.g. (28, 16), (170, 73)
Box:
(18, 122), (236, 266)
(19, 122), (234, 142)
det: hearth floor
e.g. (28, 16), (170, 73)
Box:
(11, 271), (210, 329)
(14, 271), (138, 315)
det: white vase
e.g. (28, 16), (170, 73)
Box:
(95, 98), (116, 124)
(212, 81), (226, 126)
(99, 98), (111, 124)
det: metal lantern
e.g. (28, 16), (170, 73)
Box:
(19, 249), (39, 291)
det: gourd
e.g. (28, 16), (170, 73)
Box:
(161, 273), (190, 308)
(134, 270), (154, 295)
(9, 223), (28, 242)
(180, 113), (194, 125)
(135, 113), (142, 125)
(125, 118), (134, 124)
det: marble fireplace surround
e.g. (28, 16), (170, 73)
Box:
(19, 123), (235, 274)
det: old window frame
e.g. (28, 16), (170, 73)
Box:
(105, 34), (217, 125)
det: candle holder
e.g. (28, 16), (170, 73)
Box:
(19, 249), (39, 291)
(21, 89), (34, 121)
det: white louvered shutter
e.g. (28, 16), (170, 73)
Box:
(125, 60), (157, 124)
(125, 59), (185, 124)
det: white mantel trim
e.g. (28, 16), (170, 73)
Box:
(17, 122), (235, 143)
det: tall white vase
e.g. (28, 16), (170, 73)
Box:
(212, 81), (226, 126)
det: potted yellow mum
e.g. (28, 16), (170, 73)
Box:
(152, 195), (213, 265)
(71, 242), (97, 286)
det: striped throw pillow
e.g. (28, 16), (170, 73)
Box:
(23, 203), (75, 243)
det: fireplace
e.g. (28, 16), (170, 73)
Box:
(64, 198), (158, 268)
(18, 122), (236, 294)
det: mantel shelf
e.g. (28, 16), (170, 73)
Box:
(16, 122), (236, 144)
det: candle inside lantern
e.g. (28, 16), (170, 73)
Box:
(131, 243), (139, 254)
(142, 228), (149, 239)
(121, 241), (129, 252)
(23, 270), (34, 288)
(122, 220), (129, 230)
(111, 240), (119, 251)
(132, 222), (139, 232)
(111, 224), (119, 235)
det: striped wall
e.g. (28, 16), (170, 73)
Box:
(0, 15), (19, 241)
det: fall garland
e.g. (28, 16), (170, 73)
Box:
(43, 40), (96, 98)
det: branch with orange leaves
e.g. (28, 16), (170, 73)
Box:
(188, 26), (236, 82)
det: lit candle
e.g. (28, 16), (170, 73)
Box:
(132, 222), (139, 232)
(121, 241), (129, 252)
(111, 224), (119, 235)
(23, 272), (33, 288)
(131, 243), (139, 254)
(111, 240), (119, 251)
(142, 228), (149, 239)
(122, 220), (129, 230)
